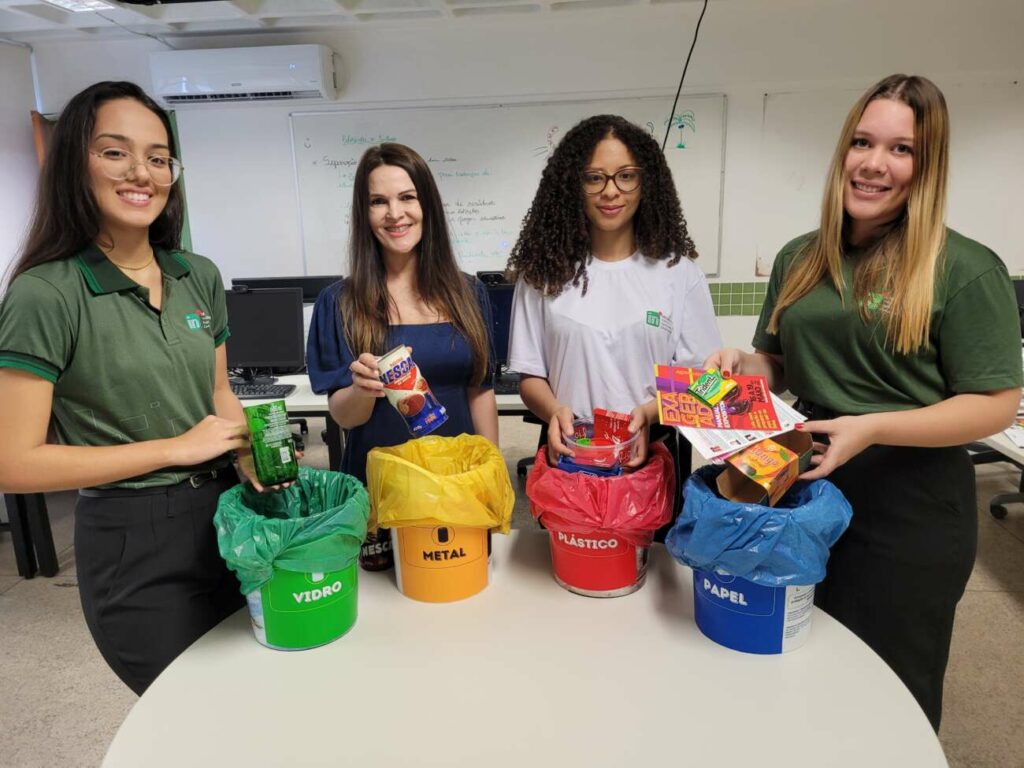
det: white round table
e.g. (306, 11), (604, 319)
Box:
(103, 530), (947, 767)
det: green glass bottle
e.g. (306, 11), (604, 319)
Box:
(243, 400), (299, 487)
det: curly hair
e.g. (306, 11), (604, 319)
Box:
(506, 114), (696, 296)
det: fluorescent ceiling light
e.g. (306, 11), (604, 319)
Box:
(40, 0), (115, 11)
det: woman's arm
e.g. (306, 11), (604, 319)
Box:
(213, 345), (293, 490)
(213, 344), (246, 425)
(468, 387), (499, 445)
(519, 374), (575, 463)
(327, 352), (382, 430)
(0, 369), (246, 493)
(622, 397), (660, 469)
(800, 388), (1019, 480)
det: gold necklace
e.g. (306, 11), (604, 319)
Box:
(107, 254), (155, 271)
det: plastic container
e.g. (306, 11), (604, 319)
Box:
(548, 530), (649, 597)
(692, 569), (815, 654)
(390, 525), (490, 603)
(563, 417), (640, 469)
(245, 562), (359, 651)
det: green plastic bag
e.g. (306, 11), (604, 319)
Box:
(214, 467), (369, 595)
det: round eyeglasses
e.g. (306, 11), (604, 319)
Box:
(90, 148), (184, 186)
(581, 167), (642, 195)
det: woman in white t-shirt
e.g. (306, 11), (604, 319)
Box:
(507, 114), (721, 472)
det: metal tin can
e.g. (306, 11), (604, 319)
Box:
(376, 345), (448, 437)
(243, 400), (299, 487)
(359, 528), (394, 571)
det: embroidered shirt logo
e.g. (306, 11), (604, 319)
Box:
(645, 310), (673, 334)
(185, 308), (212, 331)
(863, 292), (892, 316)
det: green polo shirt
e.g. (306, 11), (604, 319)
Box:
(752, 228), (1022, 415)
(0, 244), (231, 489)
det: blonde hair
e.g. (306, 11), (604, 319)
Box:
(767, 74), (950, 354)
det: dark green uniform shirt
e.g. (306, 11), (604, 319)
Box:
(0, 245), (231, 488)
(752, 228), (1022, 415)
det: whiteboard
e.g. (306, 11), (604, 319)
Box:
(756, 81), (1024, 274)
(290, 94), (727, 276)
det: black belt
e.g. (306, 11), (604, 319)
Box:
(79, 468), (228, 498)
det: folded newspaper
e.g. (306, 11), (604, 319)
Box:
(654, 365), (806, 461)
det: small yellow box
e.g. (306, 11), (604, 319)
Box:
(717, 430), (813, 507)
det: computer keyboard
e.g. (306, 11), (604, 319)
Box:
(493, 373), (520, 395)
(231, 382), (296, 400)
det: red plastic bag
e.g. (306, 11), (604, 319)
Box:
(526, 442), (675, 547)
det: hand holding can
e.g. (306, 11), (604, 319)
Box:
(376, 345), (448, 437)
(349, 353), (386, 398)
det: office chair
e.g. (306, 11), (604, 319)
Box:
(969, 442), (1023, 519)
(967, 284), (1024, 518)
(516, 415), (546, 483)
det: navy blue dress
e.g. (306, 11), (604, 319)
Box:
(307, 274), (495, 484)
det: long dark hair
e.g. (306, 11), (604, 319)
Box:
(10, 81), (184, 282)
(507, 114), (697, 297)
(341, 143), (490, 385)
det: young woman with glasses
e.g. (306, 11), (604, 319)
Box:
(0, 81), (268, 694)
(705, 75), (1021, 729)
(507, 114), (721, 487)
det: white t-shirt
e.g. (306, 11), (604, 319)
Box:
(508, 252), (722, 417)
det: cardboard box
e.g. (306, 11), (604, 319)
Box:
(716, 430), (813, 506)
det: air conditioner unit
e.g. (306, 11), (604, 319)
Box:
(149, 44), (338, 104)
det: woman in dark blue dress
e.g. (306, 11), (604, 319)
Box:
(307, 143), (497, 565)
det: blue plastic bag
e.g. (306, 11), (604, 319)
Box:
(665, 465), (852, 587)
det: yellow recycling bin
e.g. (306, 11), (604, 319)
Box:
(366, 435), (514, 603)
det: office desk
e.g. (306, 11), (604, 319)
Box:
(102, 530), (945, 768)
(266, 374), (527, 415)
(260, 374), (528, 470)
(980, 431), (1024, 465)
(977, 431), (1024, 518)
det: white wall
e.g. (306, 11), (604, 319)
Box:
(0, 44), (39, 280)
(25, 0), (1024, 348)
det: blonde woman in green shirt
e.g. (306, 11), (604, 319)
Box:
(707, 74), (1021, 730)
(0, 82), (266, 694)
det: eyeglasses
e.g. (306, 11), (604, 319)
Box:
(89, 148), (184, 186)
(581, 167), (642, 195)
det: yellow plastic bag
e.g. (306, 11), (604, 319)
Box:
(366, 434), (514, 534)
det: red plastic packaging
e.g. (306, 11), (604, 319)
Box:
(526, 442), (676, 547)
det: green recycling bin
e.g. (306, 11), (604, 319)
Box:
(215, 467), (369, 651)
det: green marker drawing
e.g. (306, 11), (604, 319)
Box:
(665, 111), (696, 148)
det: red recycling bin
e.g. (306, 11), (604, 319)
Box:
(526, 442), (675, 597)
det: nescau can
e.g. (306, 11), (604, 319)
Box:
(376, 345), (448, 437)
(243, 400), (299, 487)
(358, 528), (394, 571)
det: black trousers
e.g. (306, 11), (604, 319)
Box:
(74, 471), (245, 695)
(801, 405), (977, 731)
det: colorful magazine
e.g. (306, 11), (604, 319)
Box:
(655, 365), (782, 432)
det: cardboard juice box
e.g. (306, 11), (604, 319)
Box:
(716, 430), (813, 506)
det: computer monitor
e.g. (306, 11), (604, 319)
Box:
(478, 272), (513, 371)
(232, 275), (340, 304)
(225, 287), (305, 381)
